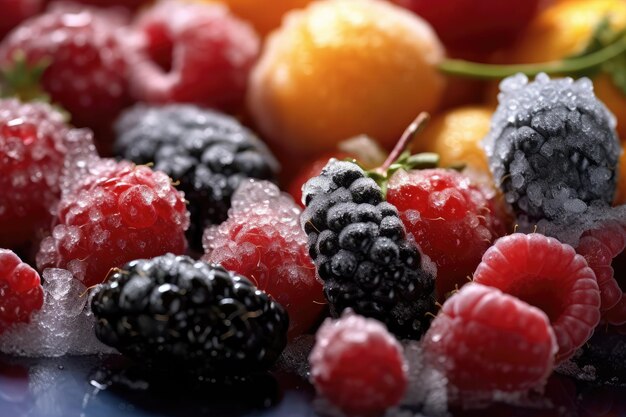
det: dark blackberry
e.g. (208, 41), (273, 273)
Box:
(301, 160), (435, 339)
(114, 105), (279, 250)
(485, 73), (620, 224)
(563, 328), (626, 385)
(91, 253), (289, 376)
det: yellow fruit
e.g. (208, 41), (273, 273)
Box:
(616, 149), (626, 205)
(200, 0), (315, 36)
(506, 0), (626, 138)
(247, 0), (446, 156)
(414, 106), (492, 174)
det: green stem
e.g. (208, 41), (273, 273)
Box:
(439, 35), (626, 79)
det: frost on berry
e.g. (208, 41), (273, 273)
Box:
(0, 99), (70, 247)
(0, 268), (113, 357)
(203, 179), (324, 337)
(37, 156), (190, 287)
(484, 73), (620, 226)
(309, 312), (408, 417)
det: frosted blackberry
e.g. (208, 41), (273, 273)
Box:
(301, 160), (435, 339)
(114, 105), (279, 249)
(91, 254), (289, 376)
(485, 73), (620, 223)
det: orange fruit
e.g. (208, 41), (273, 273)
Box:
(199, 0), (315, 37)
(616, 149), (626, 205)
(504, 0), (626, 138)
(413, 106), (493, 174)
(247, 0), (446, 156)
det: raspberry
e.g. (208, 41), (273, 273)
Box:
(473, 233), (601, 363)
(91, 254), (289, 376)
(0, 99), (71, 248)
(0, 0), (42, 40)
(309, 312), (407, 417)
(484, 73), (620, 224)
(301, 159), (435, 339)
(0, 7), (132, 136)
(202, 180), (324, 338)
(423, 283), (557, 395)
(130, 1), (259, 111)
(0, 249), (43, 334)
(114, 104), (279, 250)
(576, 221), (626, 324)
(36, 157), (189, 287)
(387, 168), (508, 299)
(48, 0), (148, 12)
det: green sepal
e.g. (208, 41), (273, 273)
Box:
(363, 152), (441, 198)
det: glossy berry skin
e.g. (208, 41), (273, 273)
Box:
(37, 161), (189, 287)
(0, 7), (132, 134)
(0, 0), (42, 40)
(115, 104), (279, 251)
(576, 222), (626, 325)
(474, 233), (601, 363)
(301, 160), (435, 339)
(0, 249), (43, 334)
(130, 1), (259, 111)
(0, 99), (70, 248)
(203, 180), (324, 338)
(310, 312), (407, 417)
(423, 283), (557, 394)
(391, 0), (542, 53)
(387, 168), (507, 299)
(91, 254), (288, 376)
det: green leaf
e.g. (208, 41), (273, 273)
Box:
(0, 50), (51, 103)
(604, 51), (626, 96)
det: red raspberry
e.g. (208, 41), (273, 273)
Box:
(309, 312), (407, 417)
(0, 249), (44, 334)
(473, 233), (601, 363)
(129, 1), (259, 111)
(47, 0), (149, 12)
(36, 157), (189, 287)
(576, 221), (626, 325)
(0, 99), (71, 248)
(0, 7), (132, 135)
(203, 180), (324, 338)
(423, 283), (557, 395)
(0, 0), (42, 40)
(386, 168), (508, 300)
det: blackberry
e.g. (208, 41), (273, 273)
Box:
(485, 73), (621, 223)
(91, 254), (289, 376)
(114, 105), (279, 250)
(564, 328), (626, 385)
(301, 160), (435, 339)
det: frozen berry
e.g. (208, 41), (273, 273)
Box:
(387, 168), (507, 299)
(0, 7), (132, 135)
(0, 0), (42, 40)
(484, 73), (620, 224)
(576, 221), (626, 325)
(0, 99), (70, 248)
(91, 254), (288, 376)
(114, 104), (278, 250)
(0, 249), (43, 334)
(288, 151), (350, 207)
(301, 159), (435, 339)
(130, 1), (259, 111)
(203, 180), (324, 337)
(36, 154), (189, 287)
(473, 233), (601, 363)
(309, 312), (407, 417)
(423, 283), (557, 395)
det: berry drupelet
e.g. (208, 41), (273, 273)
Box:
(484, 73), (620, 224)
(301, 159), (435, 339)
(91, 254), (289, 376)
(114, 104), (279, 250)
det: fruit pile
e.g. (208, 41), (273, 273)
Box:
(0, 0), (625, 415)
